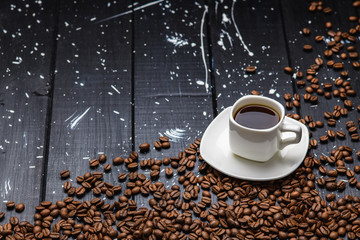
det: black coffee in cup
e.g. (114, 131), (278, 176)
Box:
(234, 104), (280, 129)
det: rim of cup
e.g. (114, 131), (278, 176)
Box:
(230, 95), (285, 132)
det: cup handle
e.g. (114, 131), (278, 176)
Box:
(279, 123), (302, 149)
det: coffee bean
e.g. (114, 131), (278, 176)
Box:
(324, 49), (333, 57)
(113, 156), (124, 165)
(327, 119), (336, 126)
(165, 168), (173, 177)
(326, 182), (337, 191)
(60, 170), (70, 179)
(336, 130), (346, 138)
(337, 180), (346, 191)
(15, 203), (25, 213)
(285, 102), (293, 109)
(103, 164), (111, 172)
(315, 57), (323, 65)
(245, 66), (256, 73)
(162, 142), (170, 149)
(99, 154), (107, 163)
(302, 27), (310, 35)
(319, 135), (328, 142)
(283, 93), (292, 101)
(127, 162), (138, 170)
(89, 159), (100, 168)
(325, 21), (332, 28)
(315, 35), (323, 42)
(0, 212), (4, 220)
(333, 62), (344, 69)
(284, 66), (293, 74)
(303, 44), (313, 51)
(296, 71), (303, 78)
(150, 170), (160, 178)
(139, 143), (150, 152)
(353, 61), (360, 68)
(6, 201), (15, 209)
(310, 139), (318, 148)
(154, 141), (162, 150)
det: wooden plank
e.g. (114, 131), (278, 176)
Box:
(209, 0), (294, 112)
(281, 0), (360, 197)
(133, 0), (213, 206)
(45, 0), (133, 202)
(0, 1), (55, 221)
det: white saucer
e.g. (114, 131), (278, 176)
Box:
(200, 107), (309, 181)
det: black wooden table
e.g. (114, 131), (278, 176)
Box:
(1, 0), (360, 239)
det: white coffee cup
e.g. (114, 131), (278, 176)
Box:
(229, 95), (302, 162)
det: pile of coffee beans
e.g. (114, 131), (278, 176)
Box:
(1, 132), (360, 240)
(1, 140), (360, 239)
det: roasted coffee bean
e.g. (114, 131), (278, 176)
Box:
(296, 80), (306, 87)
(327, 119), (336, 126)
(89, 159), (100, 168)
(99, 154), (107, 163)
(165, 168), (173, 177)
(283, 93), (292, 101)
(336, 130), (346, 138)
(15, 203), (25, 213)
(250, 90), (260, 95)
(127, 162), (138, 170)
(353, 61), (360, 68)
(310, 139), (318, 148)
(159, 136), (169, 142)
(352, 133), (360, 141)
(60, 170), (70, 179)
(326, 182), (337, 191)
(344, 99), (353, 108)
(6, 201), (15, 209)
(154, 141), (162, 150)
(337, 180), (346, 191)
(245, 66), (256, 73)
(63, 181), (71, 191)
(325, 21), (332, 28)
(139, 143), (150, 152)
(113, 156), (124, 165)
(319, 135), (328, 142)
(103, 164), (111, 172)
(303, 44), (313, 51)
(296, 71), (303, 78)
(333, 62), (344, 69)
(315, 57), (323, 65)
(310, 95), (318, 103)
(315, 35), (324, 42)
(129, 151), (138, 160)
(302, 27), (310, 35)
(286, 102), (293, 109)
(161, 142), (170, 149)
(150, 170), (160, 178)
(284, 67), (293, 74)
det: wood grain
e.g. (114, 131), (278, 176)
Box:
(0, 0), (55, 221)
(44, 0), (133, 202)
(132, 0), (213, 207)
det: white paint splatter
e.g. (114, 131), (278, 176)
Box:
(96, 0), (165, 23)
(166, 34), (189, 47)
(111, 85), (121, 94)
(66, 107), (91, 130)
(200, 6), (209, 93)
(161, 128), (189, 142)
(231, 0), (254, 56)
